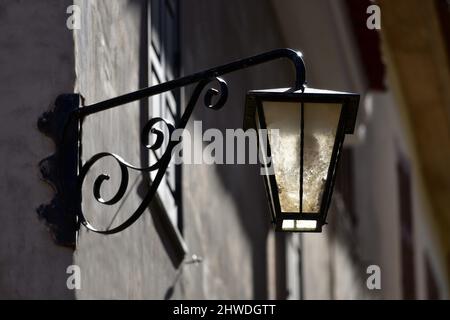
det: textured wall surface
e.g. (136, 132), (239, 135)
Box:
(179, 0), (291, 300)
(73, 0), (288, 299)
(3, 0), (444, 300)
(0, 0), (75, 299)
(73, 0), (179, 299)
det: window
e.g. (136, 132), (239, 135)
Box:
(275, 234), (288, 299)
(397, 158), (416, 299)
(334, 147), (356, 225)
(148, 0), (182, 232)
(425, 254), (441, 299)
(285, 235), (303, 300)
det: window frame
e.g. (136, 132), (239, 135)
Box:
(147, 0), (187, 258)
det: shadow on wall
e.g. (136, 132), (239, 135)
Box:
(179, 0), (295, 299)
(132, 0), (286, 299)
(134, 0), (186, 270)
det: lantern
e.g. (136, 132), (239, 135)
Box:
(244, 87), (359, 232)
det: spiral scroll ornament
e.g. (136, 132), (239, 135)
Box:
(77, 77), (229, 234)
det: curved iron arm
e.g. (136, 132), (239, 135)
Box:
(76, 48), (305, 118)
(76, 48), (306, 234)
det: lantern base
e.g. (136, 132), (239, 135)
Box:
(274, 219), (324, 233)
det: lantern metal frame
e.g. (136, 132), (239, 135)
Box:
(36, 48), (358, 247)
(244, 88), (359, 232)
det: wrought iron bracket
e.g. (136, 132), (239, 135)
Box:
(37, 48), (306, 245)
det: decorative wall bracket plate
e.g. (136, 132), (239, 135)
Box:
(37, 94), (82, 247)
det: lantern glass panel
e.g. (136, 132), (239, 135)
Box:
(302, 102), (342, 213)
(260, 101), (342, 214)
(261, 102), (300, 213)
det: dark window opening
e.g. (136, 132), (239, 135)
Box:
(335, 148), (356, 225)
(397, 159), (416, 299)
(425, 254), (441, 299)
(149, 0), (182, 233)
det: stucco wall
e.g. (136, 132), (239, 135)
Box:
(72, 0), (289, 299)
(179, 0), (291, 300)
(3, 0), (445, 300)
(73, 0), (181, 299)
(355, 91), (450, 299)
(0, 0), (75, 299)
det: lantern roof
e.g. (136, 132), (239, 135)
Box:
(249, 87), (357, 95)
(244, 87), (359, 135)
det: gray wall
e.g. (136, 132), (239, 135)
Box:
(0, 0), (75, 299)
(5, 0), (435, 301)
(179, 0), (291, 299)
(0, 0), (289, 300)
(73, 0), (172, 299)
(72, 0), (289, 299)
(273, 0), (450, 299)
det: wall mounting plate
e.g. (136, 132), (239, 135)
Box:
(37, 94), (82, 248)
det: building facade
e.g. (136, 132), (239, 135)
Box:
(0, 0), (449, 299)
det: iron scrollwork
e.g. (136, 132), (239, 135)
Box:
(37, 48), (306, 245)
(78, 77), (229, 234)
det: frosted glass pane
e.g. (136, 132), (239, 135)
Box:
(262, 102), (300, 213)
(261, 101), (341, 214)
(302, 103), (341, 212)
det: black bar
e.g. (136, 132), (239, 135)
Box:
(76, 48), (306, 118)
(300, 101), (304, 214)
